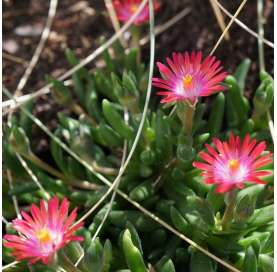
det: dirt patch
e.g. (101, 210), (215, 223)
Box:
(3, 0), (274, 156)
(3, 0), (273, 92)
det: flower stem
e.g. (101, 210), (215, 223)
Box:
(221, 190), (237, 230)
(177, 101), (196, 135)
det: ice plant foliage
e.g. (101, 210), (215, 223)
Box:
(193, 133), (272, 193)
(4, 197), (83, 264)
(113, 0), (161, 26)
(153, 51), (228, 104)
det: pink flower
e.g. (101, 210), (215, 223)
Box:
(4, 197), (83, 264)
(193, 133), (273, 193)
(113, 0), (161, 26)
(152, 51), (227, 104)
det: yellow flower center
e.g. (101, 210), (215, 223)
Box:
(37, 229), (52, 244)
(228, 159), (240, 172)
(130, 4), (138, 13)
(183, 74), (193, 89)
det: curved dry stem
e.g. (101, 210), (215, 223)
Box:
(6, 0), (58, 129)
(91, 161), (118, 175)
(13, 0), (58, 97)
(3, 52), (28, 66)
(209, 0), (229, 40)
(104, 0), (127, 47)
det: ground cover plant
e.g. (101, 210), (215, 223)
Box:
(3, 0), (274, 271)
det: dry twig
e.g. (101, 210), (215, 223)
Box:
(209, 0), (230, 40)
(104, 0), (127, 47)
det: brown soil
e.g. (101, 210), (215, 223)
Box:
(3, 0), (274, 155)
(3, 0), (273, 92)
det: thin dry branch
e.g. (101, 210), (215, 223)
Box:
(3, 52), (28, 66)
(209, 0), (230, 40)
(104, 0), (127, 47)
(14, 0), (58, 97)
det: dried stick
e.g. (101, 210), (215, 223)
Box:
(104, 0), (127, 47)
(12, 0), (58, 98)
(209, 0), (230, 40)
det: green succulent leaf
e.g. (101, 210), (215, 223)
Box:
(190, 248), (217, 272)
(242, 246), (258, 272)
(122, 229), (147, 272)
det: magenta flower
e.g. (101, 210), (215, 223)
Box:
(152, 51), (228, 104)
(113, 0), (161, 26)
(193, 133), (273, 193)
(4, 197), (83, 264)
